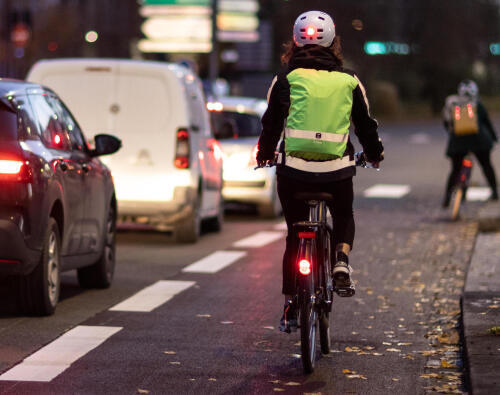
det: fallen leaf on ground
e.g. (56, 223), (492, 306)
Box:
(137, 390), (150, 394)
(397, 342), (412, 346)
(386, 348), (401, 352)
(372, 352), (383, 356)
(343, 369), (352, 374)
(163, 351), (176, 355)
(169, 361), (181, 365)
(441, 359), (458, 368)
(208, 378), (217, 381)
(488, 305), (499, 309)
(382, 342), (392, 346)
(364, 346), (375, 350)
(196, 314), (211, 318)
(346, 374), (368, 380)
(420, 373), (442, 379)
(487, 326), (500, 335)
(220, 321), (234, 324)
(392, 378), (400, 381)
(273, 389), (285, 392)
(263, 326), (275, 330)
(269, 380), (280, 384)
(284, 382), (301, 386)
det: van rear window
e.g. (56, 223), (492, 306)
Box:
(0, 106), (17, 142)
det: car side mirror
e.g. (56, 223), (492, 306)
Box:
(91, 134), (122, 157)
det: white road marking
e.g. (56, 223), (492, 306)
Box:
(363, 184), (411, 199)
(410, 133), (431, 144)
(0, 326), (122, 382)
(466, 187), (491, 201)
(274, 222), (288, 231)
(109, 280), (195, 312)
(233, 231), (284, 248)
(182, 251), (247, 273)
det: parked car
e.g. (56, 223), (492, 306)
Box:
(27, 59), (224, 242)
(0, 79), (121, 315)
(208, 96), (281, 217)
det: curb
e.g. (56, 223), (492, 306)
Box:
(462, 231), (500, 394)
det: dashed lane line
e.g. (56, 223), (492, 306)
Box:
(233, 231), (284, 248)
(0, 326), (122, 382)
(363, 184), (411, 199)
(182, 251), (247, 273)
(466, 187), (491, 201)
(109, 280), (196, 312)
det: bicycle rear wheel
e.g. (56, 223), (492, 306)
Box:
(451, 188), (463, 221)
(300, 298), (318, 373)
(319, 311), (331, 354)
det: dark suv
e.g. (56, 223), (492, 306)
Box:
(0, 79), (121, 315)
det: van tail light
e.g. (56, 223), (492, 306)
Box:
(174, 128), (190, 169)
(299, 258), (312, 276)
(0, 159), (32, 182)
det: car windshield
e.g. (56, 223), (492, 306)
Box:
(212, 110), (261, 140)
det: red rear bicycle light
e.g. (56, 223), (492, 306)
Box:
(299, 259), (312, 275)
(0, 160), (23, 174)
(298, 232), (316, 239)
(454, 106), (461, 120)
(174, 128), (190, 169)
(463, 159), (473, 168)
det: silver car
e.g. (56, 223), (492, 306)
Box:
(208, 96), (282, 218)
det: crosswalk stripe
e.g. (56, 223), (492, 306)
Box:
(233, 231), (284, 248)
(0, 326), (122, 382)
(182, 251), (247, 273)
(109, 280), (195, 312)
(363, 184), (411, 199)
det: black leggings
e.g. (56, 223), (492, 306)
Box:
(445, 151), (497, 197)
(277, 175), (355, 295)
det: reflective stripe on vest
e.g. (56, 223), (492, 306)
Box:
(286, 68), (358, 161)
(278, 153), (355, 173)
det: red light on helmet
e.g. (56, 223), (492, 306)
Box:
(299, 259), (312, 275)
(54, 134), (61, 145)
(306, 27), (316, 36)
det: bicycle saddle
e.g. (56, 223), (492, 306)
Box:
(294, 192), (334, 201)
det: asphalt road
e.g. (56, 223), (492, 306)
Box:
(0, 118), (499, 394)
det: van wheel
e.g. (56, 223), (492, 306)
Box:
(176, 203), (201, 243)
(78, 204), (116, 288)
(18, 218), (61, 316)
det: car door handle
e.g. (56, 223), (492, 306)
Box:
(57, 159), (68, 172)
(81, 163), (90, 173)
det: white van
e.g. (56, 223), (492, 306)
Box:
(27, 59), (224, 242)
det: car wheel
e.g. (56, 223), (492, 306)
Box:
(18, 217), (61, 316)
(77, 203), (116, 289)
(176, 200), (201, 243)
(204, 194), (224, 233)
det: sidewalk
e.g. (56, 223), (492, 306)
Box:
(462, 202), (500, 394)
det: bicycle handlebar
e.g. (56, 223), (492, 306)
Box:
(254, 151), (380, 171)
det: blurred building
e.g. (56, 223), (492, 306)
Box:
(0, 0), (140, 79)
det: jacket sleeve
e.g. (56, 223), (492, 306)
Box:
(351, 76), (384, 162)
(257, 73), (290, 161)
(478, 101), (498, 142)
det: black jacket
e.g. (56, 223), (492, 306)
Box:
(257, 45), (384, 182)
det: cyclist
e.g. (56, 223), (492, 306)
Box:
(442, 80), (498, 207)
(256, 10), (384, 332)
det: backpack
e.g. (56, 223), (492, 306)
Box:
(452, 100), (479, 136)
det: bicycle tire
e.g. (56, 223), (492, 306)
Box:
(300, 298), (317, 374)
(451, 188), (463, 221)
(319, 311), (331, 354)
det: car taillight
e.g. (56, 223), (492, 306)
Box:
(299, 259), (312, 276)
(0, 158), (32, 182)
(0, 160), (23, 174)
(248, 145), (258, 167)
(175, 128), (190, 169)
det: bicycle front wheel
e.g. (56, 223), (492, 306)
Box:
(451, 188), (463, 221)
(300, 298), (318, 374)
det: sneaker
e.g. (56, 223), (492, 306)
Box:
(279, 301), (298, 333)
(333, 261), (352, 287)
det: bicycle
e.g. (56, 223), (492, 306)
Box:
(450, 156), (473, 221)
(257, 152), (376, 373)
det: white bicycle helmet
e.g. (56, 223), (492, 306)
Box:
(293, 10), (336, 48)
(458, 80), (479, 98)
